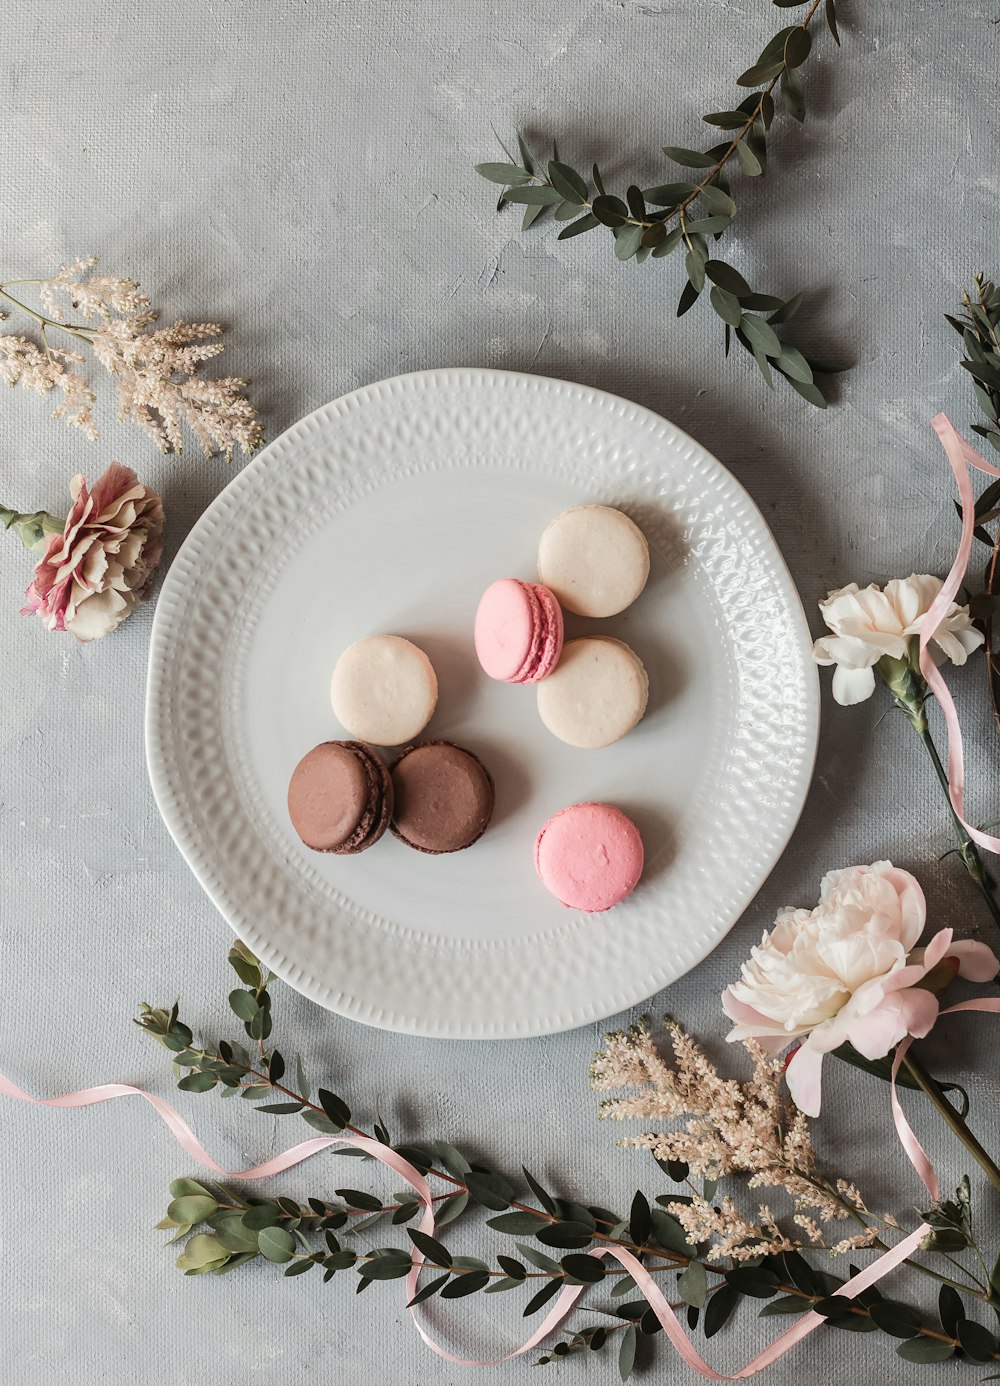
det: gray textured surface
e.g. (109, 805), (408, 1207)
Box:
(3, 1), (1000, 1382)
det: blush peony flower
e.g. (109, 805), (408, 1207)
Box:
(812, 575), (983, 706)
(721, 862), (998, 1117)
(21, 462), (164, 642)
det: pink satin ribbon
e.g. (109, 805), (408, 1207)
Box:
(924, 414), (1000, 853)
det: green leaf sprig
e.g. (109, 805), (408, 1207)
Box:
(475, 0), (846, 407)
(136, 946), (1000, 1377)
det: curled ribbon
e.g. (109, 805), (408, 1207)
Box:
(924, 414), (1000, 853)
(4, 415), (996, 1376)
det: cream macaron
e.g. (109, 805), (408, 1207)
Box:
(536, 636), (648, 749)
(537, 504), (650, 618)
(331, 635), (438, 746)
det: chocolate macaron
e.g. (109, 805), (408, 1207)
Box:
(287, 741), (393, 854)
(390, 741), (495, 854)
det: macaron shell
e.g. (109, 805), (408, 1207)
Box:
(331, 635), (438, 745)
(474, 579), (564, 684)
(287, 741), (393, 854)
(537, 504), (650, 617)
(534, 802), (644, 911)
(390, 741), (495, 853)
(536, 636), (648, 748)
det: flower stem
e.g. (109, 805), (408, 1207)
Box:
(903, 1049), (1000, 1195)
(915, 723), (1000, 933)
(0, 285), (95, 344)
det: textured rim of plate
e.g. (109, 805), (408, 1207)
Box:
(145, 369), (819, 1038)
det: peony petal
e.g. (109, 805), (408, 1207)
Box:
(948, 939), (1000, 982)
(785, 1044), (825, 1117)
(880, 865), (926, 948)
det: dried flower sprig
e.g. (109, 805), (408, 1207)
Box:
(134, 947), (1000, 1376)
(0, 257), (263, 458)
(475, 0), (846, 407)
(591, 1020), (881, 1262)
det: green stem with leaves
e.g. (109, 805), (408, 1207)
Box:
(878, 654), (1000, 935)
(903, 1051), (1000, 1197)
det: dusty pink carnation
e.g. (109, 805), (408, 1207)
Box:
(22, 463), (164, 642)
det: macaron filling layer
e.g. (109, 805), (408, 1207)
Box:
(390, 741), (495, 854)
(287, 740), (393, 855)
(534, 801), (644, 912)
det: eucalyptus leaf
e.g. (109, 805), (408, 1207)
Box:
(702, 110), (748, 129)
(211, 1214), (260, 1254)
(826, 0), (840, 44)
(558, 213), (600, 240)
(254, 1236), (293, 1269)
(736, 57), (785, 88)
(781, 67), (806, 122)
(487, 1212), (545, 1235)
(464, 1171), (514, 1210)
(759, 1295), (811, 1316)
(548, 160), (589, 203)
(699, 185), (736, 218)
(775, 343), (813, 383)
(662, 146), (717, 169)
(682, 215), (732, 235)
(228, 989), (258, 1022)
(591, 195), (629, 227)
(503, 185), (563, 206)
(618, 1322), (638, 1382)
(705, 1284), (741, 1337)
(561, 1253), (606, 1284)
(710, 286), (743, 327)
(895, 1338), (954, 1363)
(958, 1317), (998, 1362)
(614, 225), (644, 262)
(741, 314), (783, 358)
(434, 1191), (470, 1227)
(523, 1278), (563, 1316)
(177, 1072), (217, 1094)
(736, 140), (764, 176)
(176, 1233), (229, 1271)
(169, 1178), (214, 1200)
(783, 26), (811, 69)
(167, 1195), (218, 1225)
(475, 162), (533, 185)
(678, 1259), (708, 1308)
(677, 279), (700, 316)
(643, 181), (695, 206)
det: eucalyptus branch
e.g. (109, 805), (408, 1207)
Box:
(475, 0), (847, 407)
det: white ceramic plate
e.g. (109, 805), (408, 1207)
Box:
(145, 369), (819, 1038)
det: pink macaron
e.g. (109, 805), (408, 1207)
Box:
(534, 802), (644, 912)
(474, 578), (564, 684)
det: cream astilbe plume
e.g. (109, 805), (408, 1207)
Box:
(0, 258), (263, 458)
(592, 1020), (880, 1262)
